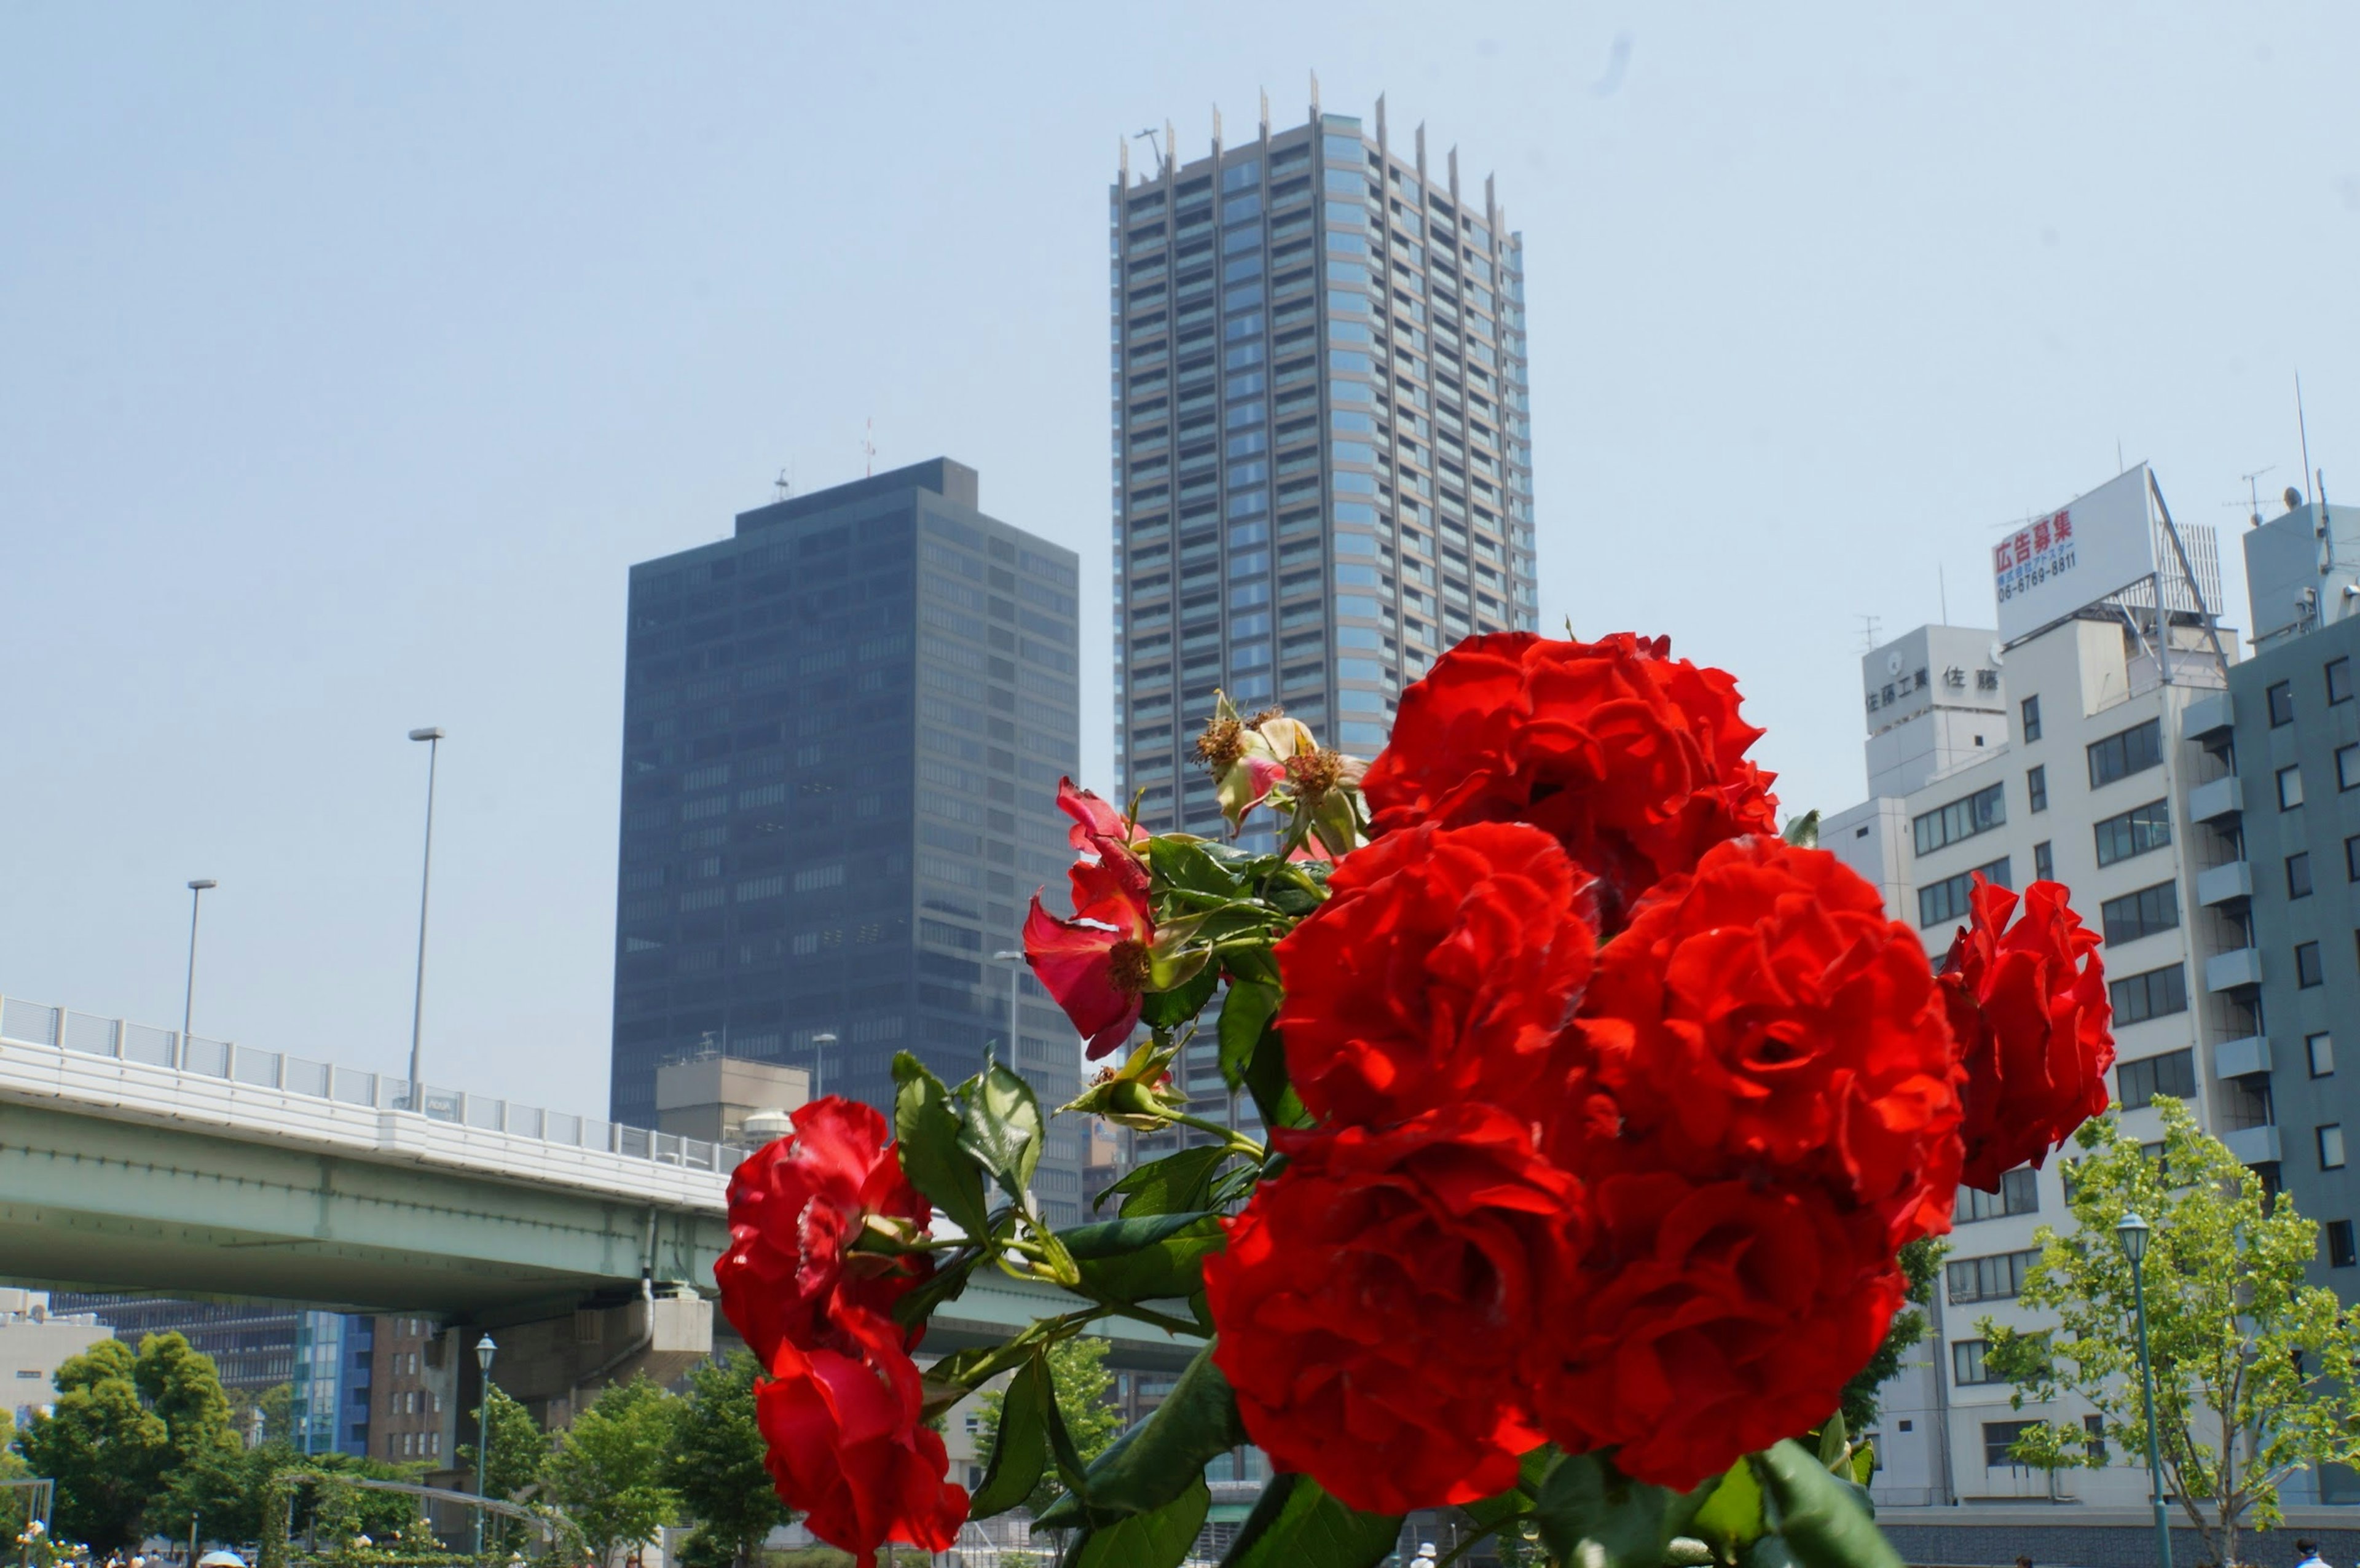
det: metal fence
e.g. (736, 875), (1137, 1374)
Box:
(0, 993), (746, 1175)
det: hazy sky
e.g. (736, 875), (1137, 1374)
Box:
(4, 3), (2354, 1118)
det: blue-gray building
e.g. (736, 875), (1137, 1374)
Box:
(609, 460), (1086, 1223)
(2223, 490), (2360, 1302)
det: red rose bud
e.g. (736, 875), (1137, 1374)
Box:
(1564, 836), (1963, 1250)
(1055, 775), (1146, 858)
(755, 1327), (968, 1567)
(715, 1099), (937, 1373)
(1534, 1170), (1903, 1493)
(1205, 1105), (1584, 1515)
(1939, 875), (2114, 1192)
(1363, 632), (1779, 928)
(1276, 821), (1595, 1127)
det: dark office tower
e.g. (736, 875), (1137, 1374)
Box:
(1112, 95), (1538, 1141)
(609, 460), (1087, 1223)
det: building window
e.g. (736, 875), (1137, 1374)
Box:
(2034, 840), (2054, 881)
(1918, 857), (2013, 930)
(1956, 1167), (2039, 1221)
(2094, 799), (2172, 866)
(2099, 881), (2180, 946)
(2020, 694), (2042, 742)
(2332, 1220), (2359, 1269)
(2279, 764), (2305, 810)
(2339, 743), (2360, 793)
(2350, 834), (2360, 883)
(2321, 1124), (2347, 1171)
(2087, 718), (2163, 789)
(2118, 1047), (2197, 1108)
(2028, 764), (2048, 813)
(1947, 1248), (2042, 1304)
(1952, 1340), (1999, 1386)
(2330, 657), (2354, 706)
(2110, 966), (2190, 1027)
(2268, 680), (2295, 727)
(2311, 1032), (2337, 1078)
(2289, 853), (2314, 899)
(1984, 1420), (2039, 1469)
(2297, 941), (2324, 988)
(1914, 782), (2007, 856)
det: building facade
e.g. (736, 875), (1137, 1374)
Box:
(1110, 95), (1536, 1142)
(0, 1290), (109, 1427)
(364, 1314), (446, 1465)
(609, 460), (1087, 1223)
(2224, 496), (2360, 1371)
(1823, 470), (2254, 1510)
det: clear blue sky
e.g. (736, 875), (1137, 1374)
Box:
(4, 3), (2353, 1117)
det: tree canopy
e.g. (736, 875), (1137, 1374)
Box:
(670, 1351), (790, 1568)
(543, 1378), (683, 1565)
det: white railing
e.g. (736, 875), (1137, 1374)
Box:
(0, 992), (746, 1176)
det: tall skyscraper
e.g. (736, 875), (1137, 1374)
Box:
(1109, 93), (1538, 847)
(609, 460), (1087, 1223)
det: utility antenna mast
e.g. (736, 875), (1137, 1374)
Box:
(773, 466), (794, 504)
(862, 418), (876, 478)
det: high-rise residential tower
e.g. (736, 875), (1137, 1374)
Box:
(1109, 93), (1538, 846)
(609, 460), (1087, 1223)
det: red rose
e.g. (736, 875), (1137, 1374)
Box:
(1533, 1171), (1902, 1492)
(1562, 836), (1963, 1249)
(1205, 1106), (1583, 1515)
(1940, 875), (2114, 1191)
(715, 1099), (935, 1371)
(1275, 821), (1596, 1126)
(1363, 632), (1780, 927)
(1023, 851), (1154, 1059)
(756, 1331), (968, 1568)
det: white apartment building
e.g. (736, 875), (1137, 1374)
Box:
(1824, 466), (2269, 1509)
(0, 1288), (109, 1425)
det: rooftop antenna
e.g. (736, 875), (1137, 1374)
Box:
(2297, 371), (2316, 510)
(1938, 564), (1949, 625)
(2227, 465), (2275, 527)
(1857, 614), (1883, 653)
(773, 465), (795, 504)
(1133, 127), (1164, 176)
(862, 418), (876, 478)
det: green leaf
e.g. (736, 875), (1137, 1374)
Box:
(1240, 1011), (1309, 1130)
(1042, 1365), (1091, 1492)
(967, 1355), (1049, 1518)
(1105, 1145), (1229, 1217)
(891, 1247), (980, 1332)
(1458, 1446), (1554, 1536)
(959, 1060), (1044, 1198)
(1032, 1342), (1246, 1530)
(1816, 1414), (1849, 1472)
(1140, 963), (1220, 1028)
(1071, 1475), (1211, 1568)
(1782, 809), (1822, 849)
(1217, 981), (1281, 1093)
(1532, 1451), (1679, 1568)
(1075, 1216), (1225, 1304)
(1148, 837), (1237, 899)
(1753, 1440), (1902, 1568)
(1741, 1538), (1804, 1568)
(1689, 1455), (1766, 1558)
(892, 1053), (991, 1238)
(1060, 1211), (1217, 1258)
(1219, 1472), (1401, 1567)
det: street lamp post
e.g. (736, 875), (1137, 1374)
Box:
(2116, 1212), (2173, 1568)
(406, 727), (445, 1107)
(810, 1032), (836, 1100)
(473, 1333), (497, 1558)
(181, 879), (218, 1064)
(991, 950), (1025, 1070)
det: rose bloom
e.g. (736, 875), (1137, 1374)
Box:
(1205, 1105), (1583, 1515)
(1023, 851), (1155, 1059)
(715, 1099), (936, 1369)
(1275, 821), (1595, 1127)
(1563, 836), (1963, 1249)
(1534, 1170), (1903, 1492)
(1938, 874), (2114, 1191)
(756, 1323), (969, 1568)
(1363, 632), (1779, 927)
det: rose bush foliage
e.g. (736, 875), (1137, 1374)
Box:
(713, 630), (2118, 1567)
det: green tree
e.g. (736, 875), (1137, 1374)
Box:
(543, 1378), (683, 1566)
(135, 1331), (240, 1466)
(973, 1337), (1125, 1516)
(14, 1339), (171, 1551)
(1981, 1098), (2360, 1567)
(457, 1384), (548, 1553)
(670, 1352), (790, 1568)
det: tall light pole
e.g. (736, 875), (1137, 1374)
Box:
(810, 1032), (836, 1100)
(406, 727), (445, 1106)
(991, 950), (1024, 1069)
(472, 1333), (497, 1557)
(2116, 1212), (2173, 1568)
(181, 879), (218, 1061)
